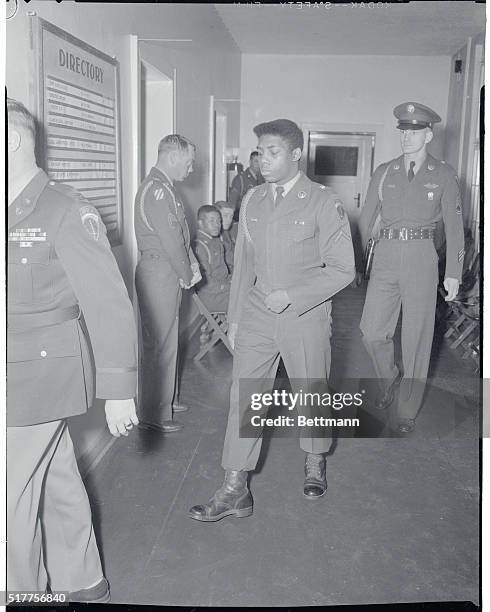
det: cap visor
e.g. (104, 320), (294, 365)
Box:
(397, 122), (428, 130)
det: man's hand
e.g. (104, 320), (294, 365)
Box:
(105, 399), (139, 437)
(265, 289), (291, 313)
(444, 277), (460, 302)
(188, 262), (202, 288)
(228, 323), (238, 350)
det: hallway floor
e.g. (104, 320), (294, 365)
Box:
(82, 284), (480, 608)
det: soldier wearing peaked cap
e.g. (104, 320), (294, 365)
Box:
(134, 135), (201, 433)
(189, 119), (355, 522)
(358, 102), (465, 434)
(6, 99), (138, 600)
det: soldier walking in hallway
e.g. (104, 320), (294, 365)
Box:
(189, 119), (355, 522)
(135, 135), (201, 433)
(7, 98), (138, 601)
(358, 102), (464, 434)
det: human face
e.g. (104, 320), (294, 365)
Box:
(257, 135), (300, 184)
(250, 155), (261, 175)
(219, 207), (234, 231)
(200, 211), (222, 237)
(399, 128), (432, 156)
(173, 147), (195, 181)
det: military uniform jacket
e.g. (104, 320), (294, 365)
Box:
(358, 154), (465, 281)
(229, 167), (265, 209)
(7, 170), (137, 427)
(221, 222), (238, 273)
(228, 171), (355, 326)
(194, 230), (231, 294)
(134, 166), (197, 285)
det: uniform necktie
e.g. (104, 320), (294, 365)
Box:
(275, 185), (284, 204)
(408, 161), (416, 182)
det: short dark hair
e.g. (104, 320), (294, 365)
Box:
(158, 134), (195, 156)
(198, 204), (220, 221)
(7, 97), (36, 140)
(214, 200), (234, 211)
(253, 119), (303, 152)
(250, 151), (259, 160)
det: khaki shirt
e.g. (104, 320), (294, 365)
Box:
(228, 171), (355, 326)
(359, 154), (465, 281)
(134, 166), (197, 285)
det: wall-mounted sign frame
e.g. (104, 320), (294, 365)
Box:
(34, 17), (123, 246)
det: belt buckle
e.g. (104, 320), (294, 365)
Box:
(399, 227), (408, 241)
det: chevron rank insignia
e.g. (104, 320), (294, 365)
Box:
(456, 203), (462, 214)
(334, 229), (351, 243)
(154, 187), (165, 200)
(458, 248), (465, 262)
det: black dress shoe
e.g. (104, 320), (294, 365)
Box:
(69, 578), (110, 603)
(375, 372), (402, 411)
(189, 470), (253, 522)
(138, 420), (183, 433)
(397, 418), (415, 434)
(303, 453), (327, 499)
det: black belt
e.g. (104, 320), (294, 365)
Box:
(380, 227), (435, 241)
(8, 305), (81, 331)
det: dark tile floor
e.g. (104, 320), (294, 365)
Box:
(83, 284), (480, 608)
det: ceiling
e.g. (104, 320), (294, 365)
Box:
(214, 1), (485, 56)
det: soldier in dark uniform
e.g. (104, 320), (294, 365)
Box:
(194, 205), (231, 312)
(134, 135), (201, 433)
(358, 102), (464, 433)
(6, 99), (138, 600)
(229, 151), (264, 221)
(215, 200), (238, 274)
(189, 119), (355, 522)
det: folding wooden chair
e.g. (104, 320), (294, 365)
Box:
(192, 292), (234, 361)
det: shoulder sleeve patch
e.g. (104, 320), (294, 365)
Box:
(334, 200), (346, 220)
(168, 212), (179, 229)
(79, 205), (101, 241)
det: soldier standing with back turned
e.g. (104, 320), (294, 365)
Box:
(134, 135), (201, 433)
(358, 102), (464, 434)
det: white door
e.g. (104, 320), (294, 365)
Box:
(306, 132), (375, 222)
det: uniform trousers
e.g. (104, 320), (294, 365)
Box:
(360, 239), (439, 420)
(136, 259), (181, 423)
(7, 420), (103, 592)
(222, 287), (333, 471)
(197, 285), (230, 314)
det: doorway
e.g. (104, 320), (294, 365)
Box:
(306, 131), (375, 222)
(140, 61), (174, 178)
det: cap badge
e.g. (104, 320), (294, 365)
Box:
(394, 164), (400, 170)
(427, 192), (434, 200)
(407, 104), (415, 113)
(298, 191), (306, 199)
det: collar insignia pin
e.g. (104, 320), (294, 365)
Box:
(298, 191), (306, 199)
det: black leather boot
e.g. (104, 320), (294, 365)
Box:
(303, 453), (327, 499)
(188, 470), (253, 522)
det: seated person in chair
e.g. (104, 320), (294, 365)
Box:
(194, 205), (231, 313)
(215, 200), (238, 274)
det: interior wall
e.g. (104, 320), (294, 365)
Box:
(6, 1), (241, 461)
(239, 54), (451, 170)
